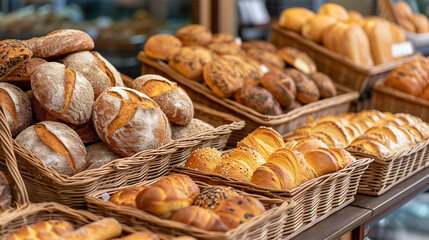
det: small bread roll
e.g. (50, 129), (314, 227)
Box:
(212, 33), (236, 45)
(169, 46), (214, 81)
(0, 170), (12, 213)
(63, 51), (124, 100)
(284, 68), (320, 103)
(0, 82), (32, 136)
(203, 57), (243, 98)
(348, 10), (364, 24)
(241, 40), (277, 53)
(133, 74), (193, 125)
(206, 42), (245, 57)
(279, 7), (316, 32)
(194, 186), (238, 210)
(185, 148), (223, 173)
(318, 3), (349, 21)
(301, 15), (337, 42)
(144, 34), (182, 61)
(309, 72), (337, 98)
(171, 118), (215, 140)
(31, 62), (94, 125)
(246, 48), (285, 71)
(277, 47), (317, 74)
(176, 24), (212, 46)
(222, 55), (263, 86)
(109, 185), (146, 208)
(235, 86), (282, 115)
(15, 121), (87, 176)
(0, 39), (32, 80)
(261, 71), (296, 108)
(23, 29), (94, 59)
(169, 206), (229, 232)
(86, 142), (121, 170)
(92, 87), (171, 157)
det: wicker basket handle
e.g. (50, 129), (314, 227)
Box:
(0, 104), (30, 206)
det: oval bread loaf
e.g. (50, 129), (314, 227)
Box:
(261, 71), (296, 108)
(309, 72), (337, 98)
(235, 85), (282, 115)
(92, 87), (171, 157)
(171, 118), (214, 140)
(15, 121), (87, 176)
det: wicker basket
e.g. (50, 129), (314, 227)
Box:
(372, 81), (429, 122)
(86, 179), (293, 240)
(0, 76), (244, 208)
(348, 138), (429, 196)
(138, 51), (359, 147)
(172, 158), (372, 238)
(270, 24), (421, 97)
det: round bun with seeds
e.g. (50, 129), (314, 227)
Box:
(176, 24), (213, 46)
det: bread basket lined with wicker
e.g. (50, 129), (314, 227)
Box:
(173, 127), (372, 239)
(86, 173), (294, 240)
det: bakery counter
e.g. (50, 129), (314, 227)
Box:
(291, 166), (429, 240)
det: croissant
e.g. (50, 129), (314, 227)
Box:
(251, 162), (296, 190)
(237, 126), (285, 161)
(290, 138), (329, 155)
(169, 206), (230, 232)
(304, 148), (341, 176)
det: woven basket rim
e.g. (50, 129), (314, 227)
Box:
(138, 51), (360, 126)
(373, 81), (429, 107)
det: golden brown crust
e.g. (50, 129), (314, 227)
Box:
(194, 186), (239, 210)
(0, 39), (32, 80)
(241, 40), (277, 53)
(279, 7), (316, 32)
(235, 86), (282, 115)
(214, 161), (253, 182)
(169, 46), (214, 81)
(277, 47), (317, 74)
(260, 71), (296, 108)
(176, 24), (213, 46)
(203, 58), (243, 98)
(212, 33), (236, 44)
(237, 126), (285, 161)
(251, 162), (295, 190)
(222, 55), (263, 86)
(109, 185), (146, 208)
(206, 42), (245, 57)
(5, 220), (74, 239)
(309, 72), (337, 98)
(145, 34), (182, 61)
(362, 20), (393, 65)
(185, 148), (223, 173)
(246, 48), (285, 71)
(284, 68), (320, 103)
(169, 206), (230, 232)
(318, 3), (349, 21)
(301, 15), (337, 42)
(61, 218), (122, 240)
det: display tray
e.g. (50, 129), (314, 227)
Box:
(348, 138), (429, 196)
(270, 24), (421, 96)
(86, 180), (293, 240)
(138, 51), (359, 148)
(172, 157), (372, 238)
(0, 75), (244, 209)
(372, 81), (429, 123)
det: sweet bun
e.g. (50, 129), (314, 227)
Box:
(63, 51), (124, 100)
(144, 34), (182, 61)
(176, 24), (213, 46)
(204, 58), (243, 98)
(0, 82), (32, 136)
(109, 185), (146, 208)
(235, 85), (282, 115)
(169, 206), (230, 232)
(171, 118), (215, 140)
(260, 71), (296, 108)
(133, 74), (194, 125)
(31, 62), (94, 125)
(0, 39), (32, 80)
(169, 46), (214, 81)
(318, 3), (349, 21)
(5, 220), (75, 239)
(279, 8), (316, 32)
(23, 29), (94, 59)
(309, 72), (337, 98)
(86, 142), (121, 170)
(222, 55), (263, 86)
(92, 87), (171, 157)
(301, 15), (337, 42)
(185, 148), (223, 173)
(194, 186), (239, 210)
(15, 121), (87, 176)
(241, 40), (277, 53)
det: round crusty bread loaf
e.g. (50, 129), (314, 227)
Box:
(31, 62), (94, 125)
(0, 82), (32, 136)
(169, 46), (214, 81)
(144, 34), (182, 61)
(92, 87), (171, 157)
(176, 24), (213, 46)
(171, 118), (215, 140)
(203, 57), (243, 98)
(63, 51), (124, 100)
(15, 121), (87, 176)
(86, 142), (121, 170)
(133, 74), (194, 126)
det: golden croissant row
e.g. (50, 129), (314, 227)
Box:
(185, 127), (356, 190)
(286, 110), (429, 157)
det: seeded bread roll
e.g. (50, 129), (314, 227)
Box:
(0, 39), (32, 80)
(185, 148), (223, 173)
(23, 29), (94, 59)
(86, 142), (121, 170)
(212, 33), (236, 45)
(169, 46), (214, 81)
(261, 71), (296, 108)
(171, 118), (215, 140)
(206, 42), (245, 57)
(194, 186), (238, 210)
(235, 86), (282, 115)
(246, 48), (285, 71)
(144, 34), (182, 61)
(0, 82), (32, 136)
(176, 24), (213, 46)
(63, 51), (124, 100)
(284, 68), (320, 103)
(222, 55), (263, 86)
(3, 58), (46, 90)
(241, 40), (277, 53)
(133, 74), (194, 125)
(92, 87), (171, 157)
(0, 170), (11, 213)
(31, 62), (94, 125)
(15, 121), (87, 176)
(203, 58), (243, 98)
(309, 72), (337, 98)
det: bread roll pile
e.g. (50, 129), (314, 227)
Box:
(0, 30), (214, 176)
(394, 1), (429, 34)
(185, 127), (356, 190)
(279, 3), (408, 67)
(4, 217), (194, 240)
(108, 174), (265, 232)
(286, 110), (429, 157)
(144, 24), (338, 116)
(385, 57), (429, 100)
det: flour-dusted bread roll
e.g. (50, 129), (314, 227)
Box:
(176, 24), (213, 46)
(31, 62), (94, 125)
(23, 29), (94, 59)
(15, 121), (87, 176)
(0, 39), (32, 80)
(133, 74), (193, 125)
(171, 118), (215, 140)
(63, 51), (124, 100)
(0, 82), (32, 136)
(86, 142), (121, 170)
(92, 87), (171, 157)
(169, 46), (214, 81)
(144, 34), (182, 61)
